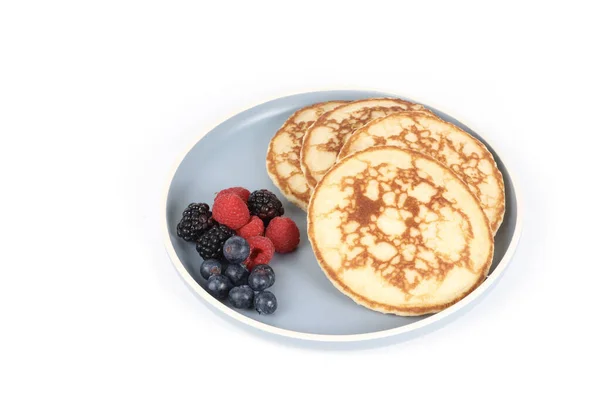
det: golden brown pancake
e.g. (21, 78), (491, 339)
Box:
(266, 101), (348, 209)
(339, 111), (505, 232)
(300, 98), (427, 188)
(308, 146), (494, 316)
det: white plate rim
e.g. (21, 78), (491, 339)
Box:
(161, 86), (524, 343)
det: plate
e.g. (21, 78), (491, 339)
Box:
(163, 90), (522, 343)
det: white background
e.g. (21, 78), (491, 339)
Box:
(1, 1), (599, 399)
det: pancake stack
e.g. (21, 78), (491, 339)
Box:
(266, 101), (348, 210)
(265, 98), (504, 316)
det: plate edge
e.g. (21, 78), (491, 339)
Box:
(160, 86), (525, 343)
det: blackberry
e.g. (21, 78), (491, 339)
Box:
(247, 189), (284, 223)
(176, 203), (216, 242)
(196, 225), (235, 260)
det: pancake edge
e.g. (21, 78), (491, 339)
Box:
(307, 145), (495, 316)
(339, 110), (506, 234)
(266, 101), (348, 210)
(299, 97), (424, 189)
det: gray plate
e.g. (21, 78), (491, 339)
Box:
(163, 90), (522, 343)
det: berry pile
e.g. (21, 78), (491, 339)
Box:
(175, 187), (301, 315)
(199, 236), (278, 315)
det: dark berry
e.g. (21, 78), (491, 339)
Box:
(206, 275), (233, 300)
(176, 203), (216, 242)
(196, 225), (235, 260)
(223, 263), (249, 286)
(199, 259), (223, 280)
(228, 285), (254, 309)
(222, 236), (250, 263)
(247, 189), (284, 223)
(248, 264), (275, 291)
(254, 291), (277, 315)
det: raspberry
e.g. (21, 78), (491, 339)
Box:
(212, 192), (250, 230)
(243, 236), (275, 270)
(236, 216), (264, 240)
(265, 217), (300, 253)
(217, 187), (250, 203)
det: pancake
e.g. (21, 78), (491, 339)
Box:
(307, 146), (494, 316)
(266, 101), (348, 209)
(339, 111), (505, 232)
(300, 98), (427, 188)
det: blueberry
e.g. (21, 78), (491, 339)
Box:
(224, 263), (249, 286)
(199, 259), (223, 280)
(206, 275), (233, 300)
(222, 236), (250, 263)
(248, 264), (275, 291)
(228, 285), (254, 309)
(254, 291), (277, 315)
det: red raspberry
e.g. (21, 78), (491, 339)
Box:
(212, 192), (250, 230)
(236, 216), (264, 240)
(265, 217), (300, 253)
(243, 236), (275, 270)
(216, 187), (250, 203)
